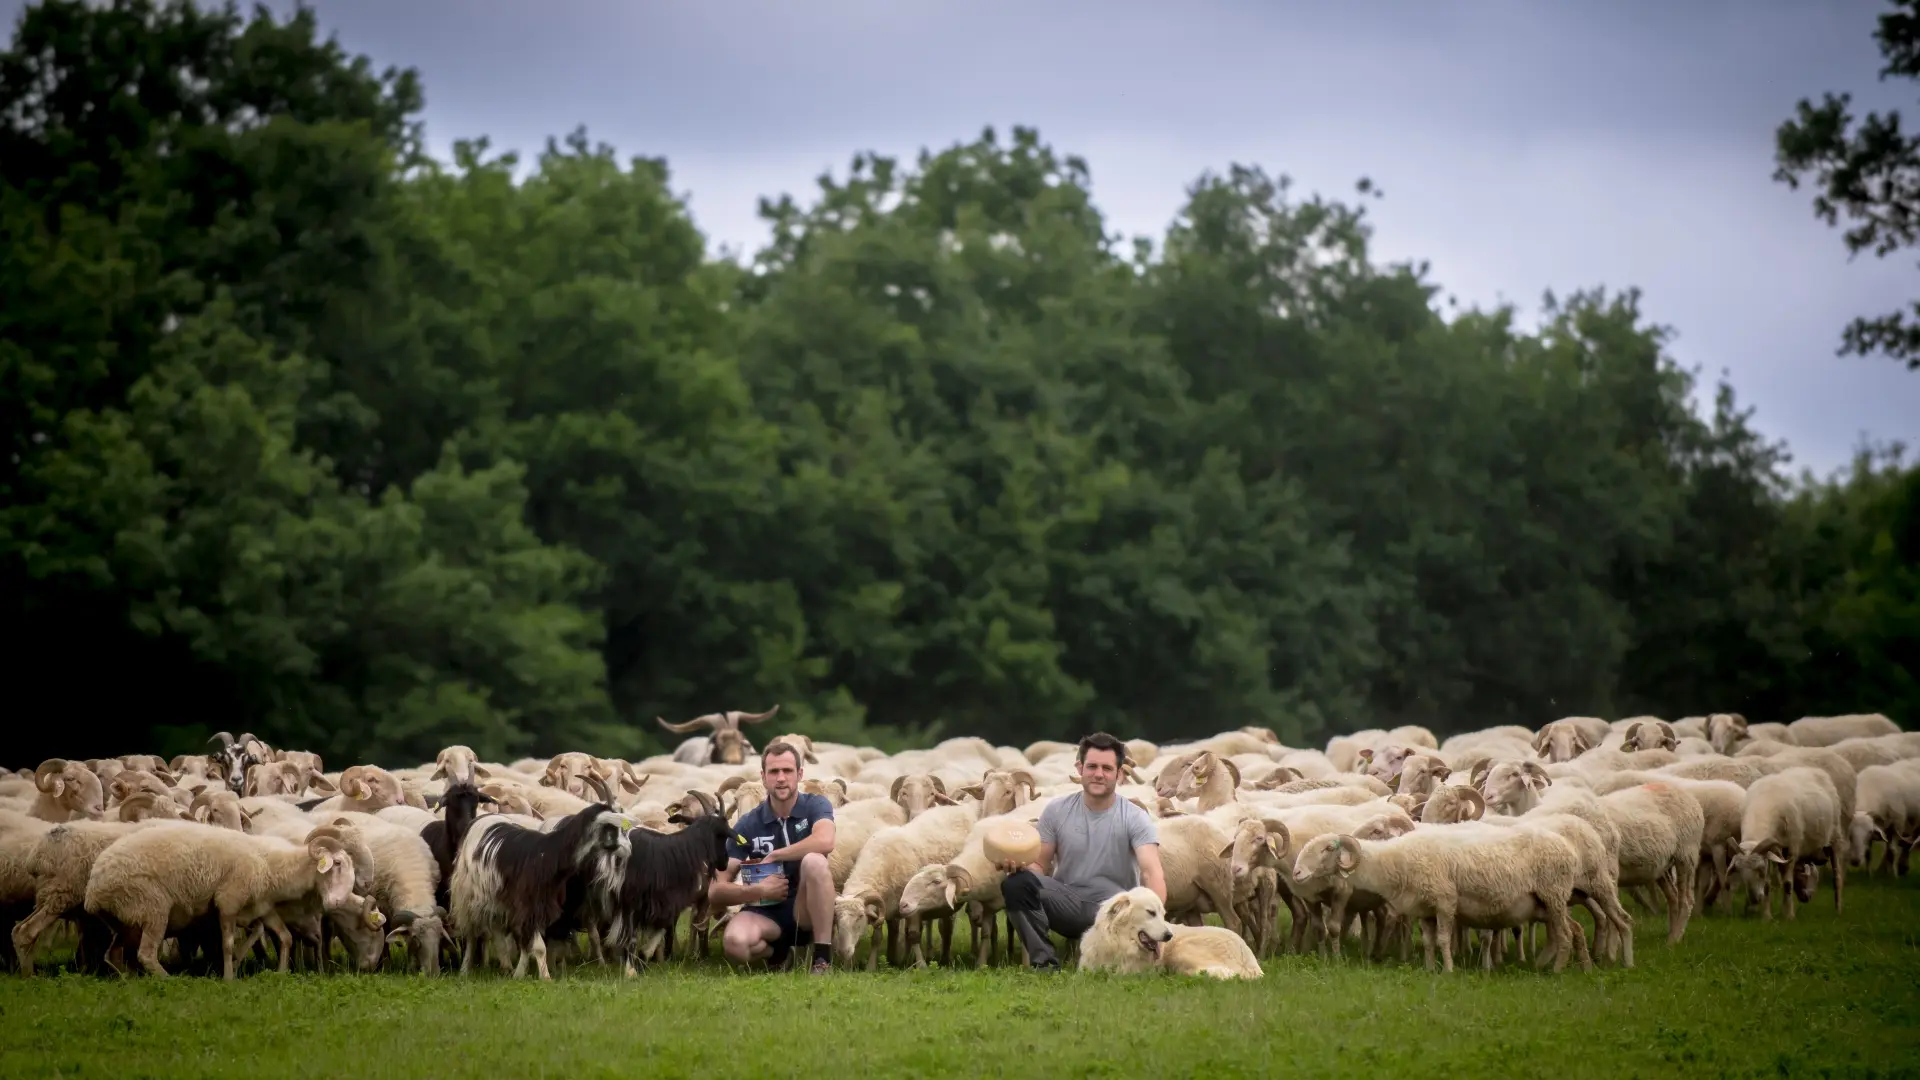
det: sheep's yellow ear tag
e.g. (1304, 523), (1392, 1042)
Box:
(366, 910), (386, 928)
(317, 853), (335, 873)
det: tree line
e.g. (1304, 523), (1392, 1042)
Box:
(3, 0), (1913, 766)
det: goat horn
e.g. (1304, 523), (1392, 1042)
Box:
(735, 705), (780, 725)
(657, 715), (715, 734)
(208, 732), (237, 749)
(584, 773), (614, 806)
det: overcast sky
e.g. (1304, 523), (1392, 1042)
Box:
(9, 0), (1918, 476)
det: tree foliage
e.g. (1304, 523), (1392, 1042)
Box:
(4, 0), (1913, 765)
(1775, 0), (1920, 369)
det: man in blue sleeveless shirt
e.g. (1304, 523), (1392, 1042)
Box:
(707, 739), (838, 973)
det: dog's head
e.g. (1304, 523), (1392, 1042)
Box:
(1099, 886), (1174, 961)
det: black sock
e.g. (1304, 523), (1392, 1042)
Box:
(811, 942), (832, 966)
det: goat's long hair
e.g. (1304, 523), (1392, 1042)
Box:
(471, 805), (629, 943)
(609, 812), (733, 950)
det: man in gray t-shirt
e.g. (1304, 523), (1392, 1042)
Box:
(996, 732), (1166, 970)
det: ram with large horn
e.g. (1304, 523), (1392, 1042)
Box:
(657, 706), (780, 766)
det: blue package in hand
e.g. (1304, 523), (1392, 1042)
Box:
(739, 861), (784, 906)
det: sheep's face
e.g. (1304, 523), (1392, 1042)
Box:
(312, 846), (357, 909)
(894, 866), (947, 920)
(973, 769), (1037, 816)
(1358, 745), (1415, 784)
(800, 778), (848, 806)
(340, 766), (405, 807)
(1394, 755), (1450, 800)
(1705, 714), (1748, 755)
(1729, 841), (1785, 907)
(1220, 819), (1289, 883)
(832, 894), (883, 963)
(327, 894), (389, 972)
(1291, 835), (1360, 885)
(1848, 813), (1879, 868)
(1791, 861), (1821, 903)
(433, 746), (479, 785)
(1419, 786), (1484, 825)
(1622, 722), (1679, 754)
(1533, 724), (1591, 764)
(1480, 762), (1548, 814)
(389, 908), (448, 976)
(890, 774), (949, 819)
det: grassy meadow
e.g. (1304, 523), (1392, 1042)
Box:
(2, 877), (1918, 1079)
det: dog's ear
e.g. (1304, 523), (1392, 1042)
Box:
(1104, 893), (1133, 922)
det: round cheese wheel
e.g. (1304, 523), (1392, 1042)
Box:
(982, 819), (1043, 868)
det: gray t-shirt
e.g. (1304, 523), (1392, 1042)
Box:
(1036, 794), (1159, 903)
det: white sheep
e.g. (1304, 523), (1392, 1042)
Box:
(1290, 824), (1585, 973)
(1728, 766), (1845, 919)
(85, 822), (358, 977)
(1787, 714), (1901, 748)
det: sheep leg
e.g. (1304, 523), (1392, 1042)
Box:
(1784, 866), (1799, 921)
(1324, 897), (1350, 960)
(1287, 894), (1312, 953)
(10, 901), (70, 976)
(257, 915), (290, 973)
(133, 913), (169, 977)
(1831, 844), (1845, 913)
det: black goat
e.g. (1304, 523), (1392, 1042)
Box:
(421, 780), (497, 912)
(607, 807), (733, 974)
(448, 799), (630, 979)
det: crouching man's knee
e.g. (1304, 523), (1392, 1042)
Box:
(799, 852), (830, 882)
(1000, 869), (1040, 908)
(722, 919), (762, 963)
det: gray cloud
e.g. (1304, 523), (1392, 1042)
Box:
(7, 0), (1915, 472)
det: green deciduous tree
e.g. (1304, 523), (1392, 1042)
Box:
(1775, 0), (1920, 369)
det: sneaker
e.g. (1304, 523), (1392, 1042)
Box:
(810, 956), (832, 975)
(1030, 958), (1062, 972)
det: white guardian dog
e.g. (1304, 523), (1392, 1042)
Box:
(1077, 887), (1264, 980)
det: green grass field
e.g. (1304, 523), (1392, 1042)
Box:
(3, 878), (1918, 1079)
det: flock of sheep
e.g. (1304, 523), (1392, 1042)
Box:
(1, 707), (1914, 981)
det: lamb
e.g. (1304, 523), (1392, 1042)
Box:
(1077, 887), (1263, 979)
(448, 802), (632, 979)
(1728, 766), (1845, 919)
(84, 822), (358, 978)
(1290, 825), (1584, 973)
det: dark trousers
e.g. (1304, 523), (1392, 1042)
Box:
(1000, 869), (1103, 968)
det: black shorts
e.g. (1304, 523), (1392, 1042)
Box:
(746, 900), (810, 951)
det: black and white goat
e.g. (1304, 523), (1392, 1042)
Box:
(448, 794), (631, 979)
(206, 731), (266, 795)
(608, 799), (733, 974)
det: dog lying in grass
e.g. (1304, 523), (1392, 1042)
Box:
(1077, 887), (1264, 980)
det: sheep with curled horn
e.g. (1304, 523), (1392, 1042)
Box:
(656, 705), (781, 766)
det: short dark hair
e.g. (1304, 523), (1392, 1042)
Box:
(760, 740), (802, 770)
(1076, 732), (1127, 767)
